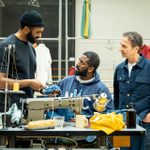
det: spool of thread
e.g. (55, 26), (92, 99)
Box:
(13, 82), (19, 91)
(126, 108), (136, 128)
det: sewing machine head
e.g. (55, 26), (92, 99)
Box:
(22, 94), (101, 122)
(22, 97), (83, 122)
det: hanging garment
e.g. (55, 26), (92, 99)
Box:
(140, 44), (150, 60)
(35, 43), (52, 85)
(68, 66), (75, 76)
(81, 0), (92, 38)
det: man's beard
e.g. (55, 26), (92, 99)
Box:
(26, 32), (37, 43)
(74, 68), (88, 77)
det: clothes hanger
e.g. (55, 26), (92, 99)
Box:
(0, 0), (5, 7)
(105, 39), (113, 51)
(27, 0), (40, 7)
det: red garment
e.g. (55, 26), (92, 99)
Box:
(68, 66), (75, 76)
(140, 44), (150, 60)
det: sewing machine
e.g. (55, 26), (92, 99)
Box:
(22, 97), (84, 122)
(21, 94), (102, 122)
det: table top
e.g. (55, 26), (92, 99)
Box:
(0, 123), (145, 137)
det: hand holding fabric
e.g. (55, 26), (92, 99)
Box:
(41, 84), (62, 97)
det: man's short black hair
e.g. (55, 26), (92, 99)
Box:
(83, 51), (100, 72)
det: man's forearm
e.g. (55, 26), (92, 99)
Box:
(0, 78), (31, 89)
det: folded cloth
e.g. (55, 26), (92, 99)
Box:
(26, 119), (55, 129)
(89, 112), (125, 135)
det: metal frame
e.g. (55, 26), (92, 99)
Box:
(1, 0), (150, 80)
(0, 0), (63, 81)
(0, 125), (145, 148)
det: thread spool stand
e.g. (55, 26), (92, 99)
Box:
(0, 45), (25, 128)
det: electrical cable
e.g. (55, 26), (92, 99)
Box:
(41, 136), (78, 149)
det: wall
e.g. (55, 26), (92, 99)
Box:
(75, 0), (150, 91)
(0, 9), (1, 35)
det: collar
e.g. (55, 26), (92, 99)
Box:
(122, 55), (145, 69)
(75, 76), (95, 83)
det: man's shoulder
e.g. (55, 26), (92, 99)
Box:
(62, 75), (75, 82)
(141, 57), (150, 70)
(143, 57), (150, 64)
(115, 62), (125, 70)
(0, 34), (15, 47)
(97, 80), (109, 89)
(59, 75), (75, 87)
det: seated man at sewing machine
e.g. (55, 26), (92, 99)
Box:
(44, 51), (113, 147)
(46, 51), (113, 120)
(23, 51), (113, 148)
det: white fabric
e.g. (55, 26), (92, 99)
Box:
(35, 43), (52, 85)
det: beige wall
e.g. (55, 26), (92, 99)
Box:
(75, 0), (150, 91)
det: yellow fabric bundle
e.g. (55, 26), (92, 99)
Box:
(89, 112), (125, 135)
(26, 119), (56, 129)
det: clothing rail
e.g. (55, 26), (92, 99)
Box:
(66, 37), (150, 41)
(0, 0), (63, 81)
(1, 37), (150, 41)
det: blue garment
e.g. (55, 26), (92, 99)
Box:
(41, 84), (62, 96)
(46, 72), (113, 144)
(114, 56), (150, 120)
(114, 55), (150, 150)
(46, 72), (113, 121)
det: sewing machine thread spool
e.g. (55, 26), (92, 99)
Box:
(13, 82), (19, 91)
(126, 104), (136, 128)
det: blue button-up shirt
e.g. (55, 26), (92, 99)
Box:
(114, 55), (150, 120)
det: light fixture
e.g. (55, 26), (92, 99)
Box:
(27, 0), (40, 7)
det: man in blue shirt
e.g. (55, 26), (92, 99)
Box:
(114, 31), (150, 150)
(47, 51), (113, 121)
(46, 51), (113, 148)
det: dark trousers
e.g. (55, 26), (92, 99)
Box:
(119, 136), (144, 150)
(141, 122), (150, 150)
